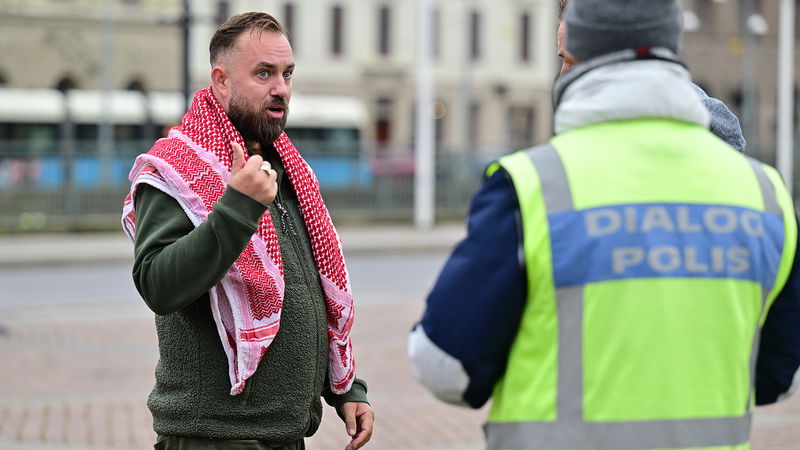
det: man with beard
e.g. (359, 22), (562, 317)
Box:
(122, 12), (373, 450)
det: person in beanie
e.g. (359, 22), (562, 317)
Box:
(410, 0), (800, 448)
(556, 0), (747, 152)
(122, 12), (373, 450)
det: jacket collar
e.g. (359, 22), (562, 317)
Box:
(552, 48), (710, 134)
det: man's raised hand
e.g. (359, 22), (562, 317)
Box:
(228, 142), (277, 205)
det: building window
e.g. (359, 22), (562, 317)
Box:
(432, 8), (441, 60)
(693, 0), (718, 32)
(378, 5), (391, 56)
(215, 0), (230, 26)
(468, 102), (480, 144)
(126, 79), (146, 92)
(331, 5), (345, 57)
(284, 3), (296, 47)
(55, 76), (78, 93)
(520, 12), (531, 62)
(508, 105), (535, 148)
(375, 97), (393, 147)
(469, 10), (481, 61)
(797, 2), (800, 37)
(694, 0), (708, 23)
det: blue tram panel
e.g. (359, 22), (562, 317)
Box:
(304, 156), (373, 188)
(5, 156), (137, 189)
(2, 154), (372, 189)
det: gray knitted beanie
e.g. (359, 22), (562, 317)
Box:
(564, 0), (683, 62)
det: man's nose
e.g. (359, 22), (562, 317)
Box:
(270, 78), (289, 98)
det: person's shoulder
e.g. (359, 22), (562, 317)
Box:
(691, 83), (746, 152)
(487, 142), (556, 174)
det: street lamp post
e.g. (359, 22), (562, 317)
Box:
(182, 0), (192, 110)
(414, 0), (435, 229)
(98, 1), (116, 187)
(740, 0), (761, 161)
(777, 0), (796, 195)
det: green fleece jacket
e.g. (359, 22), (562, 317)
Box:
(132, 145), (367, 443)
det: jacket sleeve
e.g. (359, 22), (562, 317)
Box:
(132, 183), (267, 315)
(755, 215), (800, 405)
(322, 377), (369, 409)
(691, 82), (746, 152)
(409, 169), (527, 408)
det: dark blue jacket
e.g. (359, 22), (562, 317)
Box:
(417, 168), (800, 408)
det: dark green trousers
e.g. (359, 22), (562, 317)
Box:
(155, 435), (305, 450)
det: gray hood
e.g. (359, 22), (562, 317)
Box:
(553, 50), (709, 135)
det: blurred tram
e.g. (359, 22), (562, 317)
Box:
(0, 88), (370, 189)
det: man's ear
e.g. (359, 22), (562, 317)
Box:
(211, 65), (230, 109)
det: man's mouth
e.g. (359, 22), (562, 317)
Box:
(266, 105), (285, 119)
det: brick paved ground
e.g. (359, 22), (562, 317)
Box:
(1, 299), (798, 449)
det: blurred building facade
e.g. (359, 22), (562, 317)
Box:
(187, 0), (558, 159)
(0, 0), (183, 92)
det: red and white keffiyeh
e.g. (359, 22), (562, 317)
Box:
(122, 86), (355, 395)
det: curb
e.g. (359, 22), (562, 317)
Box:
(0, 225), (465, 267)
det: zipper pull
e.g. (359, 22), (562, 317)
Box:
(276, 202), (298, 236)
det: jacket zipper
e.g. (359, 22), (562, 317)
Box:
(273, 168), (327, 425)
(274, 170), (297, 237)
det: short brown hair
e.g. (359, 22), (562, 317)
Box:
(209, 12), (285, 66)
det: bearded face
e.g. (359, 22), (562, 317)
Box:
(227, 91), (289, 149)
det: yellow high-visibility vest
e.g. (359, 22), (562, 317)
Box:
(484, 119), (797, 450)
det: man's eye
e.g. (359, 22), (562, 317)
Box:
(283, 71), (293, 79)
(257, 70), (269, 78)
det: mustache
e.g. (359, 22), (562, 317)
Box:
(263, 97), (288, 110)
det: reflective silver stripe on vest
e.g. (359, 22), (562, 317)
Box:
(486, 415), (751, 450)
(486, 144), (762, 450)
(744, 158), (783, 412)
(527, 144), (573, 213)
(747, 157), (782, 216)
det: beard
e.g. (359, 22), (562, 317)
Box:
(227, 93), (289, 149)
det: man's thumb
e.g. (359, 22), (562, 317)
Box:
(230, 141), (245, 173)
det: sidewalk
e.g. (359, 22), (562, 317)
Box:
(0, 223), (466, 267)
(2, 272), (799, 450)
(2, 225), (800, 449)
